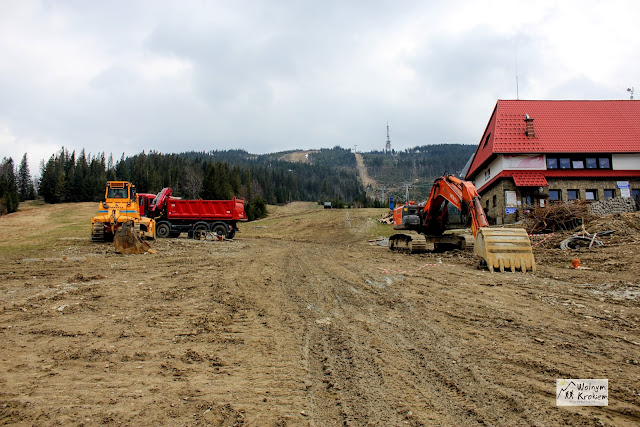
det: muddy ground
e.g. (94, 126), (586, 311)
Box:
(1, 202), (639, 426)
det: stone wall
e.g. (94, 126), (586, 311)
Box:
(588, 197), (638, 215)
(480, 177), (640, 224)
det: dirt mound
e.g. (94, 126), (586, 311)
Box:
(586, 211), (640, 236)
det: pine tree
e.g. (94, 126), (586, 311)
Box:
(18, 154), (35, 201)
(0, 157), (20, 214)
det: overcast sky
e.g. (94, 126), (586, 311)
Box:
(1, 0), (639, 172)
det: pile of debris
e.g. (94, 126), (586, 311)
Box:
(524, 201), (595, 234)
(588, 196), (637, 216)
(585, 211), (640, 242)
(378, 210), (394, 224)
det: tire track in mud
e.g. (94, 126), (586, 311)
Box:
(278, 242), (485, 425)
(390, 263), (640, 425)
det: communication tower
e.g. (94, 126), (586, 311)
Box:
(385, 122), (391, 153)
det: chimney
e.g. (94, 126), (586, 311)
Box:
(525, 114), (535, 138)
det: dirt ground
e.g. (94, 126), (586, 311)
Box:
(1, 202), (639, 426)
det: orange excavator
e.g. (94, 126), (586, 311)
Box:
(390, 175), (536, 272)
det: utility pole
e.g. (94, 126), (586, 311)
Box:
(353, 145), (357, 154)
(381, 186), (386, 204)
(404, 184), (411, 203)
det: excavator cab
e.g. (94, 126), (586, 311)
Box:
(393, 202), (421, 229)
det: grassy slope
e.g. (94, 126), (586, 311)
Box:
(0, 201), (97, 259)
(0, 201), (394, 259)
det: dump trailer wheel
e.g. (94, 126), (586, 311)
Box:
(156, 222), (171, 238)
(194, 222), (209, 233)
(213, 224), (227, 237)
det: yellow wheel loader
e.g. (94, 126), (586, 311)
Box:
(91, 181), (156, 253)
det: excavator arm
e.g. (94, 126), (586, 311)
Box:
(421, 175), (489, 237)
(390, 175), (536, 272)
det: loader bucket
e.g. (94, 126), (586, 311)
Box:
(114, 221), (157, 254)
(474, 227), (535, 272)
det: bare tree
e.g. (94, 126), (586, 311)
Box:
(180, 166), (203, 199)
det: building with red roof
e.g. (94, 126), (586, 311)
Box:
(464, 100), (640, 224)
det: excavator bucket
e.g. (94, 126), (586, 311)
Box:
(114, 221), (157, 254)
(474, 228), (535, 272)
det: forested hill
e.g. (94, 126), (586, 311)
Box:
(3, 144), (475, 218)
(32, 146), (368, 219)
(361, 144), (476, 201)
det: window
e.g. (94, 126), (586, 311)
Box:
(598, 157), (610, 168)
(483, 132), (491, 148)
(546, 154), (611, 169)
(633, 189), (640, 201)
(604, 189), (615, 199)
(492, 194), (497, 208)
(585, 189), (597, 201)
(549, 189), (561, 201)
(567, 189), (579, 200)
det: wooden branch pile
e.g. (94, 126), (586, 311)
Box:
(378, 211), (394, 224)
(524, 201), (596, 234)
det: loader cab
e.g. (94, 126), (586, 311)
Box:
(106, 181), (132, 200)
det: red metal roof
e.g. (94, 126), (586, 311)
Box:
(511, 171), (548, 187)
(478, 169), (640, 193)
(466, 100), (640, 180)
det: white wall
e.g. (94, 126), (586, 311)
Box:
(473, 154), (547, 189)
(473, 156), (504, 190)
(612, 154), (640, 170)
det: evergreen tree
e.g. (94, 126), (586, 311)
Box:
(106, 153), (116, 181)
(18, 154), (35, 201)
(0, 157), (20, 214)
(115, 153), (129, 181)
(38, 155), (59, 203)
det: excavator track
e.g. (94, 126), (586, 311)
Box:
(389, 234), (427, 253)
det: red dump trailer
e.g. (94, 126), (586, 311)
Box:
(138, 188), (247, 239)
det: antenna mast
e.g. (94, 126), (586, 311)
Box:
(385, 122), (391, 153)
